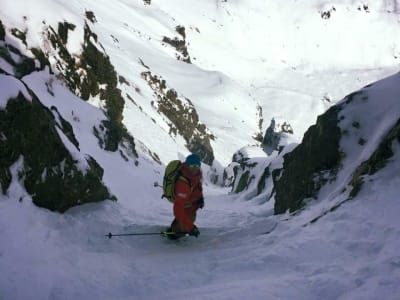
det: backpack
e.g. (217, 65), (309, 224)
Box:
(162, 160), (190, 203)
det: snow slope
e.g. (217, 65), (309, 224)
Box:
(1, 128), (399, 299)
(1, 0), (400, 299)
(2, 0), (398, 166)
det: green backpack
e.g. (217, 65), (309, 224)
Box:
(162, 160), (184, 203)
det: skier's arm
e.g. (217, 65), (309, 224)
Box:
(173, 180), (194, 232)
(192, 178), (204, 208)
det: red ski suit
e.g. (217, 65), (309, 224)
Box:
(173, 163), (203, 232)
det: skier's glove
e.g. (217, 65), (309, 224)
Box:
(189, 225), (200, 238)
(197, 197), (204, 209)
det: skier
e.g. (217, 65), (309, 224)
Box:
(166, 154), (204, 239)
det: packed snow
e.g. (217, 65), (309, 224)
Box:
(0, 0), (400, 299)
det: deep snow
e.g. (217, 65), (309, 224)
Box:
(1, 0), (400, 299)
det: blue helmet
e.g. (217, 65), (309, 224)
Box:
(185, 154), (201, 166)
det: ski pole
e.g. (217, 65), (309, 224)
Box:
(106, 231), (177, 239)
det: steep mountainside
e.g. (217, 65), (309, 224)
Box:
(1, 2), (400, 300)
(228, 72), (400, 214)
(274, 72), (400, 214)
(2, 0), (399, 165)
(0, 23), (116, 211)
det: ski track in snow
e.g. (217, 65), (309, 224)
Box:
(1, 172), (400, 300)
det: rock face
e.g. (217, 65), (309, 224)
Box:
(0, 92), (112, 213)
(141, 70), (215, 165)
(273, 106), (342, 214)
(0, 20), (5, 40)
(350, 118), (400, 198)
(0, 19), (115, 212)
(262, 118), (293, 155)
(162, 25), (191, 63)
(0, 10), (211, 213)
(1, 15), (137, 156)
(230, 149), (257, 194)
(262, 119), (280, 155)
(273, 72), (400, 215)
(47, 20), (134, 154)
(223, 146), (277, 203)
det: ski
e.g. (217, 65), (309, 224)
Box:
(106, 231), (177, 239)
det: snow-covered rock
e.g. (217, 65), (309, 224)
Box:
(274, 72), (400, 214)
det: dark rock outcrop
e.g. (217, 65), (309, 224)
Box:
(141, 70), (214, 164)
(273, 72), (400, 215)
(162, 25), (191, 63)
(48, 22), (126, 152)
(0, 20), (5, 40)
(274, 106), (342, 214)
(0, 92), (113, 212)
(350, 118), (400, 198)
(0, 19), (121, 212)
